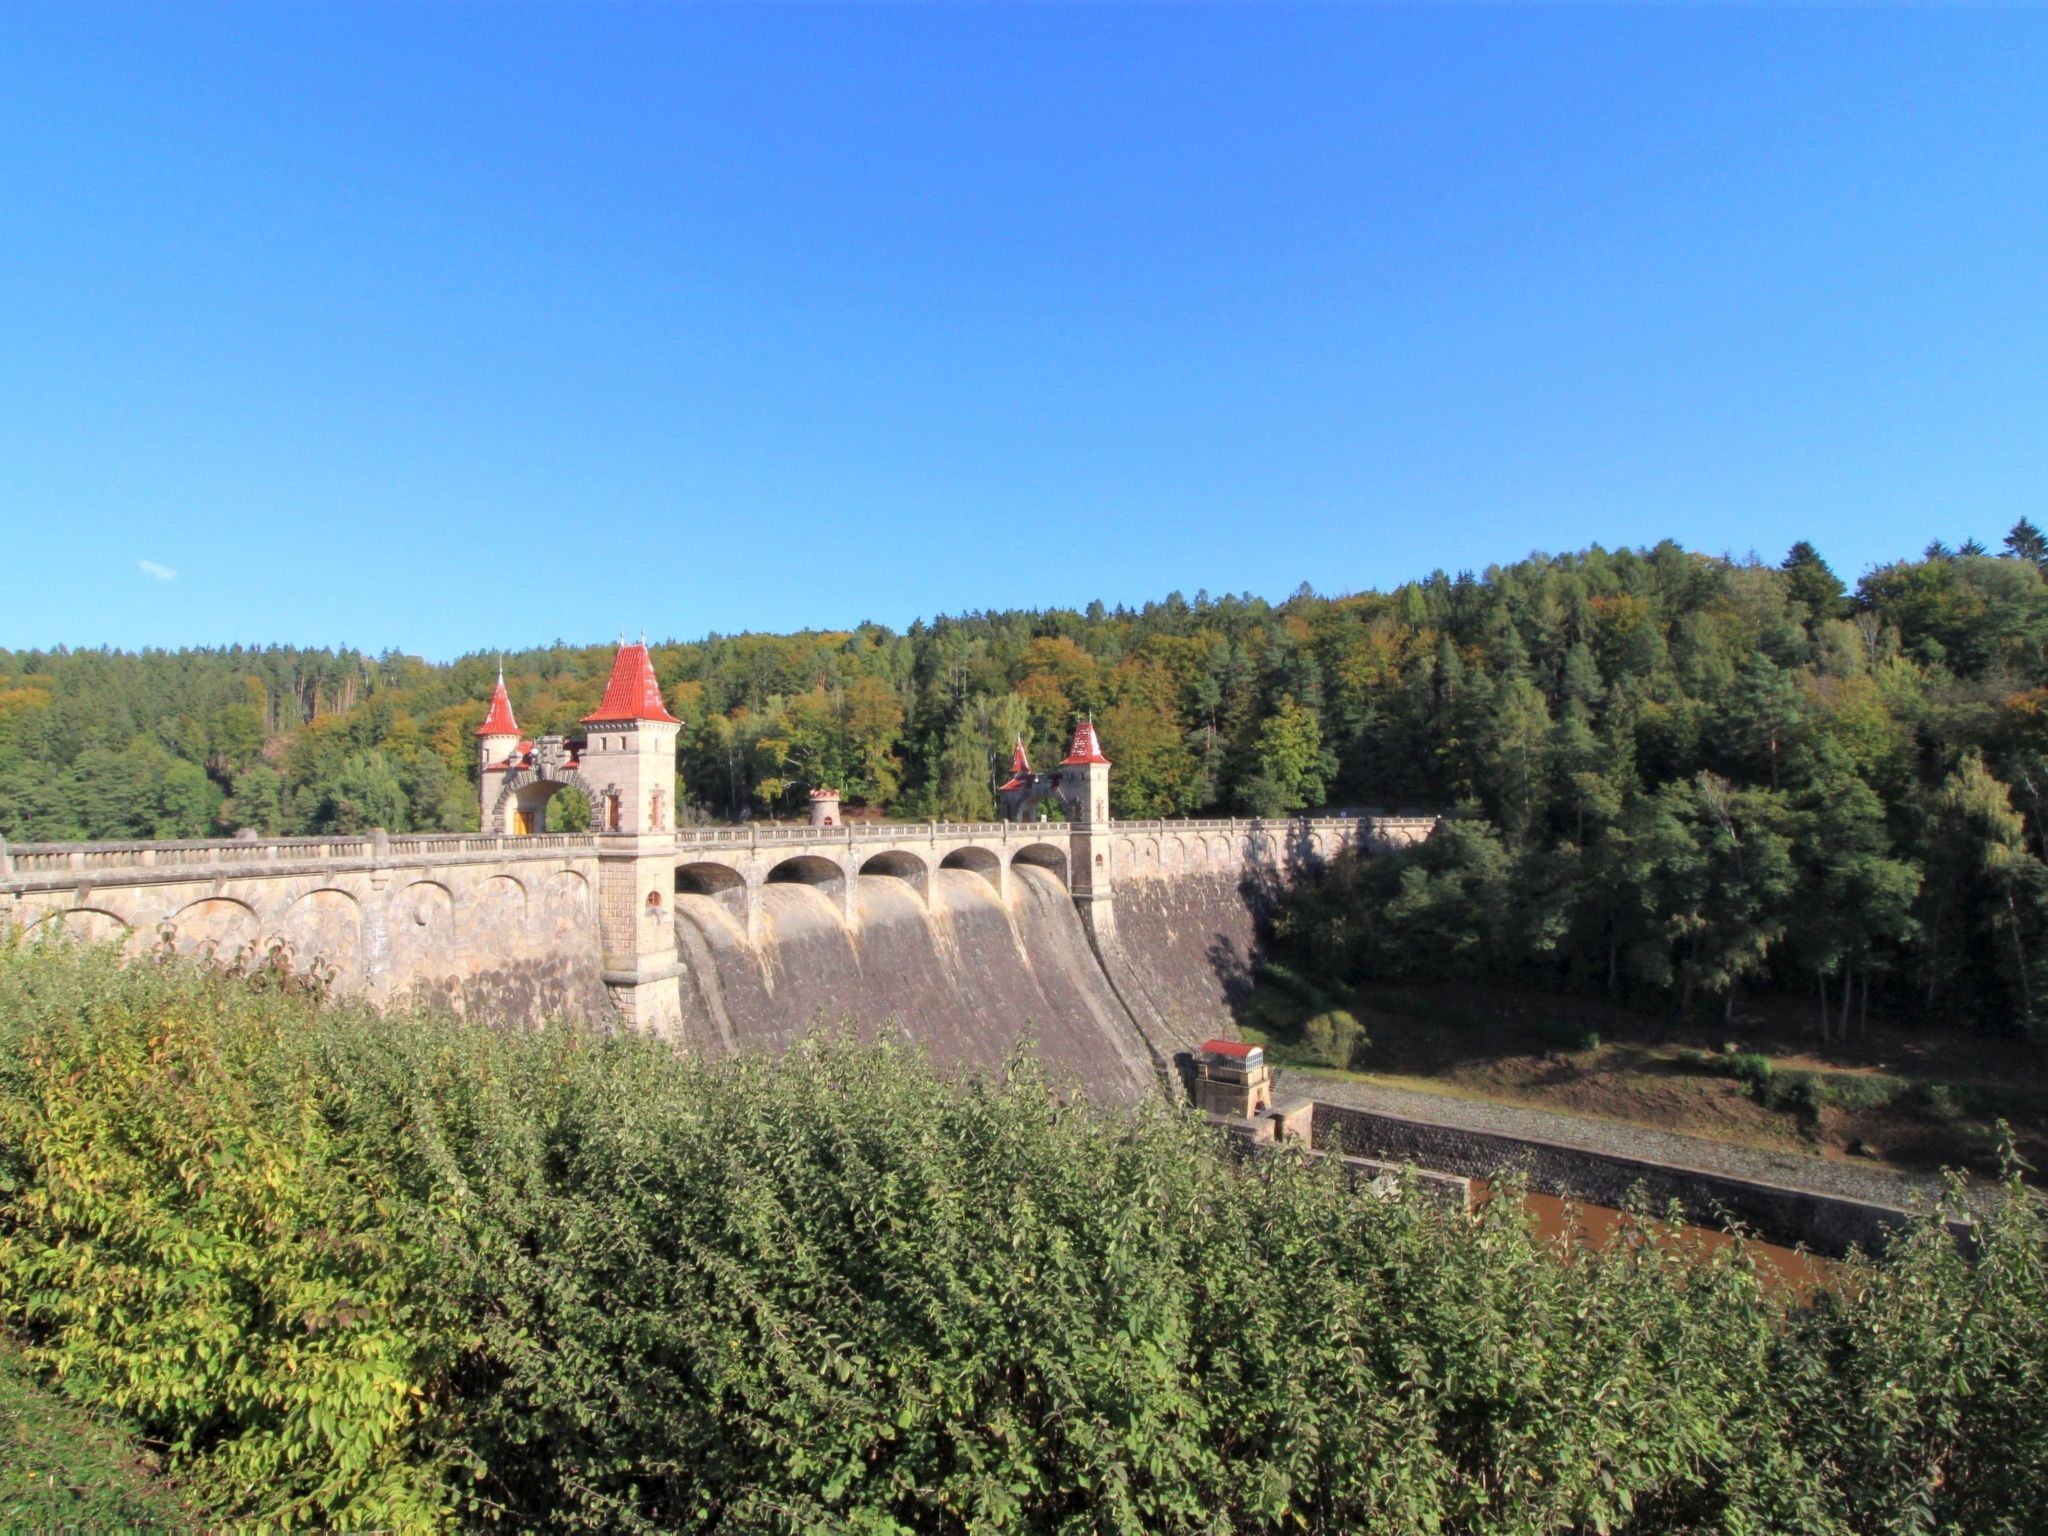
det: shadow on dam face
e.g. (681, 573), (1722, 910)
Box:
(671, 864), (1156, 1100)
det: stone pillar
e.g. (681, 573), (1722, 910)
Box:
(597, 832), (683, 1035)
(1060, 736), (1115, 943)
(363, 828), (395, 1003)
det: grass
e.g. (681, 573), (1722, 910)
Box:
(0, 1339), (189, 1531)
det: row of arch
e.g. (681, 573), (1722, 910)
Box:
(670, 844), (1077, 932)
(19, 869), (595, 991)
(676, 842), (1071, 903)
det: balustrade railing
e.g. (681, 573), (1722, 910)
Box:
(1, 811), (1435, 888)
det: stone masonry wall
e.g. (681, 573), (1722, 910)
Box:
(1, 834), (605, 1026)
(1311, 1101), (1924, 1258)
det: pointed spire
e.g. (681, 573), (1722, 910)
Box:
(1059, 716), (1110, 766)
(582, 640), (681, 725)
(477, 671), (520, 737)
(997, 735), (1032, 792)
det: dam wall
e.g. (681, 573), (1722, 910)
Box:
(0, 814), (1437, 1098)
(1103, 816), (1436, 1055)
(0, 831), (605, 1022)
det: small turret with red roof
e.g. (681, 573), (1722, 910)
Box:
(477, 664), (523, 773)
(997, 737), (1033, 793)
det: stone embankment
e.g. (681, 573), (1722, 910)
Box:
(1286, 1073), (1970, 1258)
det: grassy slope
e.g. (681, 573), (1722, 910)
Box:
(0, 1340), (190, 1531)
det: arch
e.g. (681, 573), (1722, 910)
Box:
(676, 860), (749, 923)
(939, 845), (1004, 893)
(25, 906), (135, 949)
(540, 868), (589, 925)
(763, 854), (849, 928)
(766, 854), (846, 893)
(391, 879), (457, 979)
(474, 874), (530, 941)
(397, 878), (455, 924)
(489, 768), (606, 834)
(281, 888), (362, 987)
(168, 896), (261, 962)
(858, 849), (928, 900)
(1011, 842), (1069, 888)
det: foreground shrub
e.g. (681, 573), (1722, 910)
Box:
(1, 939), (2045, 1533)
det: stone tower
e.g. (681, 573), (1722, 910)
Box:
(580, 641), (681, 835)
(1057, 718), (1114, 931)
(476, 668), (522, 826)
(581, 641), (685, 1035)
(1057, 718), (1111, 828)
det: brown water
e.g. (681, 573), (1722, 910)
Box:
(1503, 1187), (1835, 1295)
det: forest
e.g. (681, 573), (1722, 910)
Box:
(5, 527), (2048, 1036)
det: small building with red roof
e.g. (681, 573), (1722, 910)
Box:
(1190, 1037), (1273, 1119)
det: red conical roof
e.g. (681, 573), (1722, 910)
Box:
(1059, 719), (1110, 766)
(476, 675), (520, 737)
(997, 735), (1032, 792)
(582, 642), (681, 725)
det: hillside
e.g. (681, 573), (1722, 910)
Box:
(6, 532), (2048, 1038)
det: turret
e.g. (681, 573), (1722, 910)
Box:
(995, 736), (1035, 821)
(808, 787), (842, 827)
(580, 640), (681, 834)
(998, 737), (1031, 792)
(477, 668), (524, 829)
(477, 667), (520, 772)
(1057, 718), (1111, 827)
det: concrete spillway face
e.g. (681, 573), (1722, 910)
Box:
(1102, 869), (1272, 1056)
(670, 864), (1159, 1101)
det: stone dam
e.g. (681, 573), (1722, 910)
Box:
(0, 815), (1437, 1101)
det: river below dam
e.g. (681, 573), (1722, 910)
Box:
(1501, 1187), (1833, 1293)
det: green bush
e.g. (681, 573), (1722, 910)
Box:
(1764, 1068), (1822, 1118)
(3, 940), (2047, 1533)
(1528, 1017), (1601, 1053)
(1728, 1052), (1775, 1089)
(1301, 1009), (1368, 1070)
(1812, 1072), (1912, 1114)
(1918, 1081), (1963, 1120)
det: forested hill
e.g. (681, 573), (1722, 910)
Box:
(7, 531), (2048, 1032)
(4, 534), (2048, 845)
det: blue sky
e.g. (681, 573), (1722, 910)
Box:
(2, 3), (2044, 660)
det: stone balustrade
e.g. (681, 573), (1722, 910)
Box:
(0, 813), (1438, 894)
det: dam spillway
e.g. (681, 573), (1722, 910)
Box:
(671, 865), (1161, 1099)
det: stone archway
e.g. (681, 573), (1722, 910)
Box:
(489, 769), (606, 834)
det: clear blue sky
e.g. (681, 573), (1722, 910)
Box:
(2, 3), (2043, 660)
